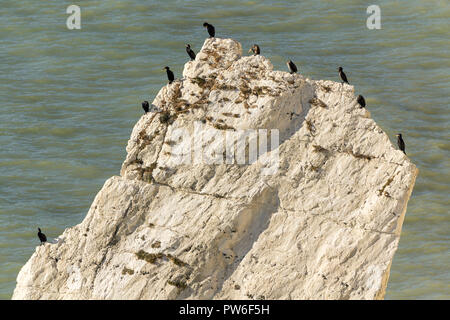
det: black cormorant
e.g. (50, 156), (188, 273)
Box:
(396, 133), (406, 154)
(164, 66), (175, 84)
(37, 228), (47, 245)
(186, 44), (196, 61)
(142, 101), (149, 114)
(357, 95), (366, 108)
(203, 22), (215, 38)
(338, 67), (349, 84)
(248, 44), (260, 56)
(287, 60), (298, 74)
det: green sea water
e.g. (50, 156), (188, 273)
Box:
(0, 0), (448, 299)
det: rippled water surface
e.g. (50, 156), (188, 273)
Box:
(0, 0), (448, 299)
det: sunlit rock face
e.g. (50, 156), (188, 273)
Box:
(13, 38), (417, 300)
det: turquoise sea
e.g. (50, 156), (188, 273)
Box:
(0, 0), (448, 299)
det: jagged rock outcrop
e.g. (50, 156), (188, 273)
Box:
(13, 38), (418, 300)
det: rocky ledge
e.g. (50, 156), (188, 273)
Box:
(13, 38), (418, 300)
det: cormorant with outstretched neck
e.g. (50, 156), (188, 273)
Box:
(357, 95), (366, 108)
(186, 44), (196, 61)
(286, 60), (298, 74)
(142, 101), (149, 114)
(203, 22), (215, 38)
(37, 228), (47, 245)
(164, 66), (175, 84)
(396, 133), (406, 154)
(338, 67), (349, 84)
(248, 44), (260, 56)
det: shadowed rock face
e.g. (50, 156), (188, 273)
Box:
(13, 38), (418, 300)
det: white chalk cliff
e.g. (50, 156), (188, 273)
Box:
(13, 38), (418, 300)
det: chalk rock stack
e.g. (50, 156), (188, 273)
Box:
(13, 38), (418, 300)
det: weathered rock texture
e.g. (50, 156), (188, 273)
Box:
(13, 38), (418, 300)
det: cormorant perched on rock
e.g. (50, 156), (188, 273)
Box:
(396, 133), (406, 154)
(186, 44), (196, 61)
(338, 67), (349, 84)
(142, 101), (149, 114)
(248, 44), (260, 56)
(357, 95), (366, 108)
(164, 66), (175, 84)
(37, 228), (47, 245)
(286, 60), (298, 74)
(203, 22), (215, 38)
